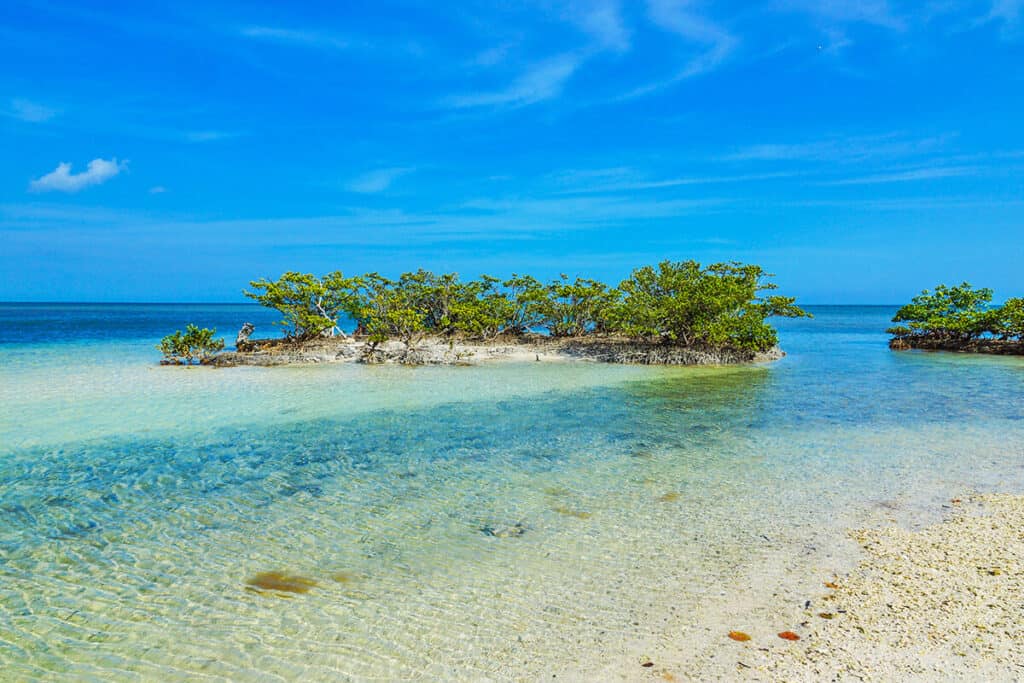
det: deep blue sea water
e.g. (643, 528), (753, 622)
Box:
(1, 304), (1022, 679)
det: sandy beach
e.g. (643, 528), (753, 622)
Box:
(710, 494), (1024, 681)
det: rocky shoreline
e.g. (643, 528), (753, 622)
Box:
(205, 334), (784, 367)
(890, 337), (1024, 355)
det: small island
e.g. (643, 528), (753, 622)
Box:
(162, 260), (809, 367)
(888, 283), (1024, 355)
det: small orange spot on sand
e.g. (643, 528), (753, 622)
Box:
(824, 581), (840, 589)
(728, 631), (751, 642)
(951, 498), (962, 504)
(778, 631), (801, 641)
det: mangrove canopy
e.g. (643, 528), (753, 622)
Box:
(888, 283), (1024, 349)
(240, 261), (809, 353)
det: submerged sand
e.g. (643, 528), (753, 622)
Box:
(739, 494), (1024, 681)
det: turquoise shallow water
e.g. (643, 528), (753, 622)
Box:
(1, 304), (1023, 679)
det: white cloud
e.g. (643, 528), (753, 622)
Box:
(239, 25), (349, 49)
(29, 158), (126, 193)
(8, 98), (58, 123)
(346, 167), (414, 193)
(622, 0), (737, 98)
(445, 52), (583, 108)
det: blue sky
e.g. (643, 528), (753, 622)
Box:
(2, 0), (1022, 303)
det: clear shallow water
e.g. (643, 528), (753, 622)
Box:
(1, 304), (1023, 680)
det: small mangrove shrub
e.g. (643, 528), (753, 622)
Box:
(158, 325), (225, 364)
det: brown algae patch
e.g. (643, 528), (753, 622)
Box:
(658, 492), (681, 503)
(552, 505), (592, 520)
(543, 486), (572, 497)
(332, 571), (358, 584)
(246, 571), (318, 594)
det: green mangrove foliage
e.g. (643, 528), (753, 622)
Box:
(888, 283), (1024, 342)
(242, 261), (809, 352)
(613, 261), (810, 352)
(357, 273), (426, 344)
(540, 275), (620, 337)
(158, 325), (225, 364)
(996, 298), (1024, 339)
(244, 271), (362, 340)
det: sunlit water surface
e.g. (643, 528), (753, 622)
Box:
(1, 304), (1023, 680)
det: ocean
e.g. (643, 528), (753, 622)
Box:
(1, 304), (1023, 679)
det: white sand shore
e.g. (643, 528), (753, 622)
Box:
(747, 494), (1024, 681)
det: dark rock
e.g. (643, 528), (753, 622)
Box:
(889, 336), (1024, 355)
(481, 521), (527, 538)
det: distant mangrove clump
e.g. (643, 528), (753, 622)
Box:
(158, 324), (225, 365)
(160, 261), (810, 367)
(888, 283), (1024, 354)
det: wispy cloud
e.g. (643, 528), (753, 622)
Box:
(562, 0), (631, 52)
(818, 27), (854, 55)
(775, 196), (1024, 211)
(775, 0), (905, 30)
(239, 25), (349, 50)
(149, 186), (168, 194)
(622, 0), (737, 98)
(6, 98), (58, 123)
(0, 195), (730, 256)
(346, 167), (414, 193)
(445, 52), (584, 108)
(819, 165), (979, 185)
(459, 194), (728, 221)
(554, 171), (799, 194)
(471, 42), (516, 67)
(980, 0), (1023, 35)
(181, 130), (241, 143)
(721, 133), (951, 163)
(448, 1), (629, 109)
(29, 159), (126, 193)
